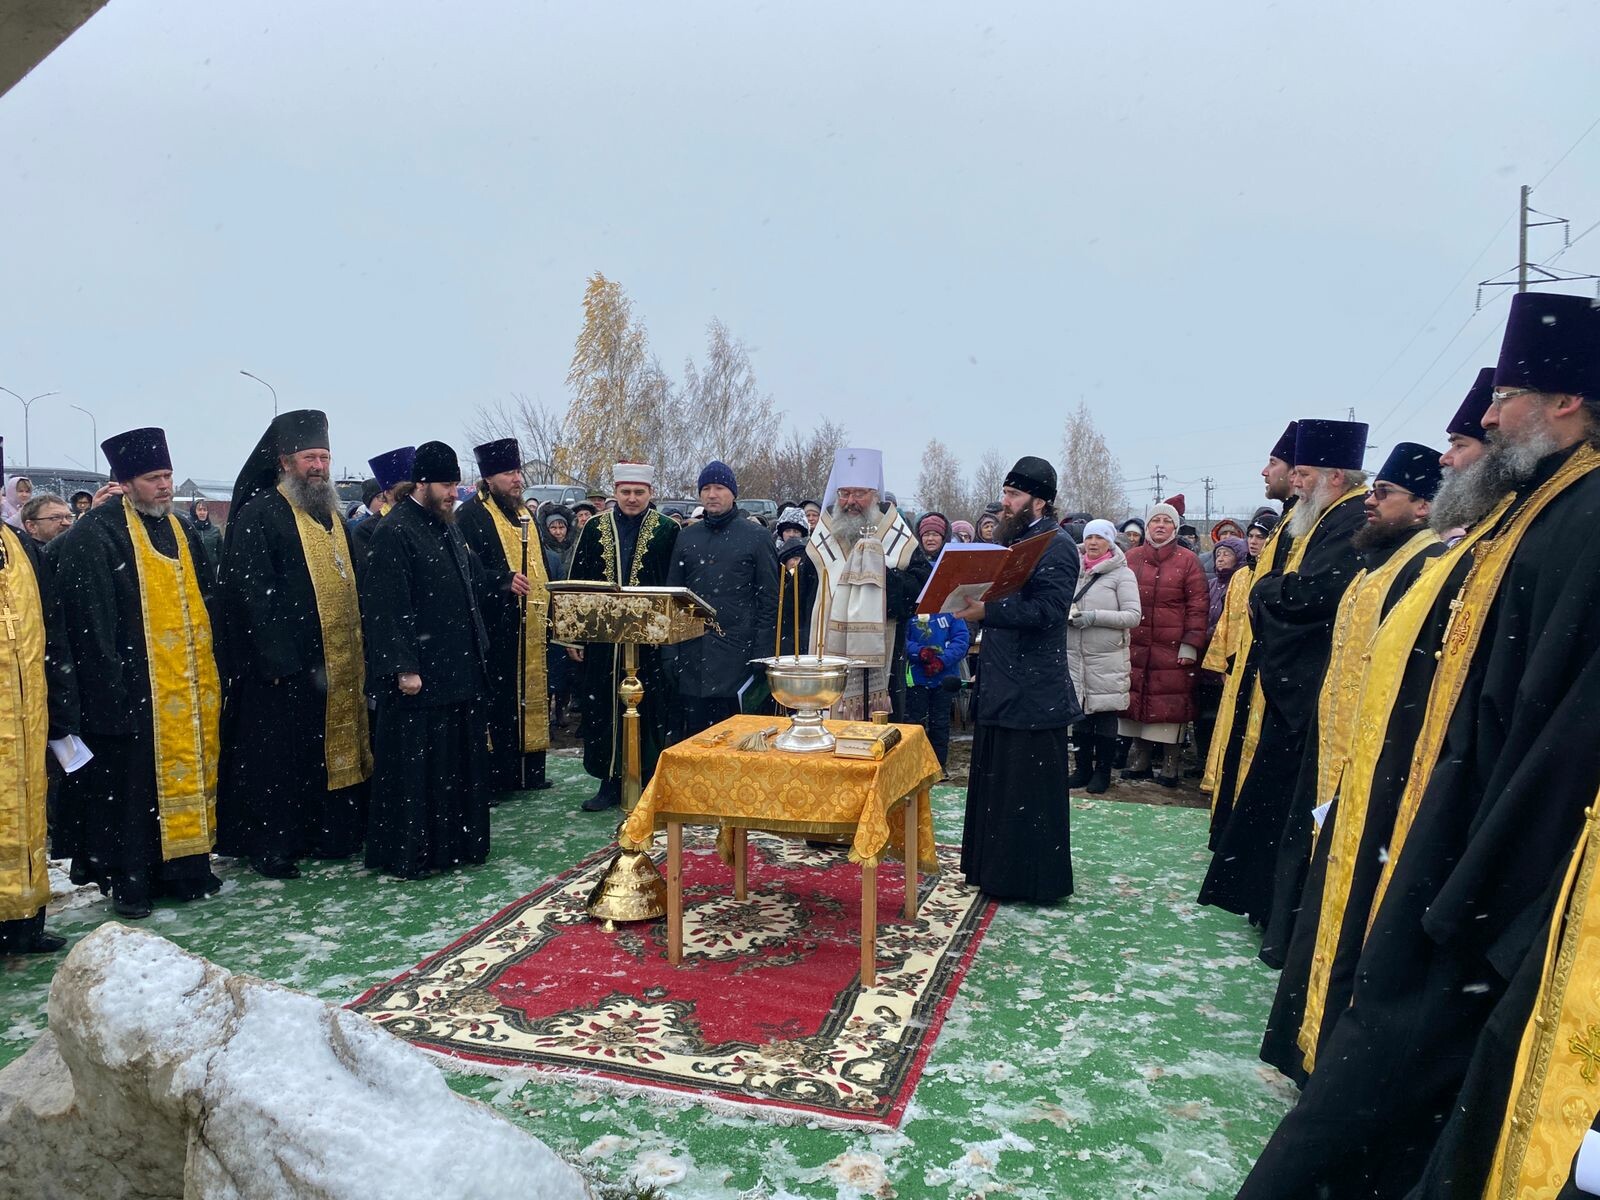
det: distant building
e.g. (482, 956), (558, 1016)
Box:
(9, 465), (108, 506)
(175, 477), (238, 527)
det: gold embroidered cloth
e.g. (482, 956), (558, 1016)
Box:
(1201, 566), (1253, 795)
(1482, 801), (1600, 1197)
(1228, 489), (1366, 808)
(1370, 446), (1600, 925)
(485, 498), (550, 752)
(279, 487), (372, 789)
(0, 525), (49, 922)
(1311, 528), (1441, 821)
(125, 503), (221, 860)
(621, 716), (939, 869)
(1295, 525), (1496, 1069)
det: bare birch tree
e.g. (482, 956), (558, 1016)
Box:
(915, 438), (965, 517)
(463, 393), (573, 483)
(1058, 401), (1130, 517)
(681, 319), (781, 476)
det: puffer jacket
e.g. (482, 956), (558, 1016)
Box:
(1066, 545), (1142, 714)
(1123, 538), (1208, 724)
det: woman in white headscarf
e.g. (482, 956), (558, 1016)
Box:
(1067, 519), (1142, 793)
(2, 476), (33, 529)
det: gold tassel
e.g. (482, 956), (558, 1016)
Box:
(735, 725), (780, 752)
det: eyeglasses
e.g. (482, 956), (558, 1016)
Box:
(1489, 387), (1539, 407)
(1368, 484), (1415, 502)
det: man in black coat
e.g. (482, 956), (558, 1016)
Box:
(662, 461), (779, 737)
(54, 427), (222, 919)
(350, 446), (414, 559)
(1200, 419), (1369, 929)
(455, 437), (552, 797)
(214, 410), (372, 880)
(360, 442), (493, 879)
(954, 456), (1082, 903)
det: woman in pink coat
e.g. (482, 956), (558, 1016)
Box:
(1119, 502), (1209, 786)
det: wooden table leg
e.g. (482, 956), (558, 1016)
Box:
(667, 821), (683, 966)
(733, 826), (747, 901)
(861, 861), (877, 987)
(904, 788), (922, 920)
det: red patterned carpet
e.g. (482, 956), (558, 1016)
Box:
(351, 830), (996, 1126)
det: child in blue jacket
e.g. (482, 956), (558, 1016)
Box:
(905, 612), (970, 776)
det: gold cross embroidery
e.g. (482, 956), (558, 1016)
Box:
(1569, 1023), (1600, 1084)
(0, 606), (18, 640)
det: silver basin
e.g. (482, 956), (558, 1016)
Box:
(751, 655), (861, 752)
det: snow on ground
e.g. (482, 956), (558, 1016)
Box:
(4, 750), (1291, 1197)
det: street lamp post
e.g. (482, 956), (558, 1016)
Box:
(0, 385), (60, 468)
(240, 370), (278, 416)
(70, 404), (98, 474)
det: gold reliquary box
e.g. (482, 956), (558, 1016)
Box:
(546, 583), (717, 647)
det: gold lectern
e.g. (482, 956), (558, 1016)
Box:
(546, 582), (716, 927)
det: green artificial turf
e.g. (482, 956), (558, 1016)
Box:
(0, 752), (1293, 1198)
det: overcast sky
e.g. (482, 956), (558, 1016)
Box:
(2, 0), (1598, 515)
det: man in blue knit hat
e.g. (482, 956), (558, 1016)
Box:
(662, 460), (779, 737)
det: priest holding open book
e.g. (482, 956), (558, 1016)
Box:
(950, 456), (1082, 903)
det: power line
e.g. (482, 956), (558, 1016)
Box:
(1532, 112), (1600, 190)
(1370, 293), (1508, 437)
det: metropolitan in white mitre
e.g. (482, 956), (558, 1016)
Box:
(805, 447), (929, 720)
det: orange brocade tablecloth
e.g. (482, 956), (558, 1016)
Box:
(621, 715), (941, 870)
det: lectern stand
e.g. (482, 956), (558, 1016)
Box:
(546, 583), (716, 927)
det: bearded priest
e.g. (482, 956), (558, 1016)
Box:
(565, 461), (677, 812)
(360, 441), (493, 879)
(215, 410), (372, 880)
(805, 448), (930, 721)
(56, 427), (222, 919)
(953, 456), (1081, 902)
(1236, 291), (1600, 1200)
(1200, 418), (1368, 930)
(456, 437), (552, 798)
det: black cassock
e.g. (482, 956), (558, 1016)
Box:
(455, 493), (548, 794)
(1258, 536), (1444, 1082)
(214, 490), (367, 866)
(961, 519), (1082, 903)
(360, 498), (492, 878)
(53, 500), (219, 905)
(1199, 495), (1364, 926)
(1238, 447), (1600, 1200)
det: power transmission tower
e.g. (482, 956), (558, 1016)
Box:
(1478, 184), (1600, 305)
(1151, 466), (1165, 501)
(1202, 477), (1215, 523)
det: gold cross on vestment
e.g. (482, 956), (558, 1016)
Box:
(1570, 1023), (1600, 1084)
(0, 606), (18, 640)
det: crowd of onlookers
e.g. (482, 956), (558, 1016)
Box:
(9, 466), (1264, 798)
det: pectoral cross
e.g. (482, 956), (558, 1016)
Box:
(1571, 1024), (1600, 1084)
(333, 549), (349, 581)
(0, 606), (18, 640)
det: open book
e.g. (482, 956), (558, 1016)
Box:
(914, 529), (1055, 615)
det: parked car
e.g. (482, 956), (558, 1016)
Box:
(524, 483), (589, 508)
(658, 497), (699, 519)
(738, 498), (779, 522)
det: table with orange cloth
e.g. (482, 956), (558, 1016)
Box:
(620, 715), (941, 986)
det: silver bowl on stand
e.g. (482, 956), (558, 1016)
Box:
(752, 655), (862, 752)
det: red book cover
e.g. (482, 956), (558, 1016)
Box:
(914, 530), (1055, 615)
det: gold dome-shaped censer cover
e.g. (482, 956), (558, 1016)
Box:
(585, 848), (668, 928)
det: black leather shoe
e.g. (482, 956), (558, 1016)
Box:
(581, 781), (620, 812)
(113, 896), (153, 920)
(251, 858), (301, 881)
(528, 777), (555, 791)
(23, 931), (67, 954)
(1157, 775), (1180, 789)
(1121, 768), (1154, 781)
